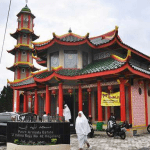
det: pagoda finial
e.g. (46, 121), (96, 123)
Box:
(26, 0), (28, 4)
(68, 28), (72, 33)
(115, 26), (119, 31)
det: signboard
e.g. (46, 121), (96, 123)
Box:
(7, 122), (70, 144)
(101, 92), (120, 106)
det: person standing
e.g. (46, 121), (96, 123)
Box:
(63, 104), (71, 122)
(75, 111), (91, 150)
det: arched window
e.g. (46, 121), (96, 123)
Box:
(22, 68), (25, 73)
(23, 34), (27, 38)
(22, 51), (26, 55)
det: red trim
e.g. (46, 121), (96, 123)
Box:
(26, 68), (29, 77)
(13, 90), (15, 111)
(78, 83), (82, 111)
(16, 90), (20, 112)
(119, 78), (126, 122)
(116, 37), (150, 62)
(21, 14), (23, 28)
(11, 83), (37, 90)
(37, 60), (47, 64)
(23, 92), (27, 113)
(17, 68), (20, 79)
(27, 51), (30, 62)
(144, 82), (148, 126)
(34, 89), (38, 115)
(18, 50), (21, 61)
(20, 33), (22, 44)
(97, 80), (102, 121)
(46, 85), (50, 115)
(128, 85), (132, 124)
(59, 83), (63, 117)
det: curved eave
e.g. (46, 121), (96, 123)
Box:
(10, 30), (39, 41)
(17, 11), (35, 18)
(15, 44), (33, 50)
(36, 60), (47, 67)
(7, 64), (39, 72)
(10, 83), (37, 90)
(33, 63), (150, 83)
(7, 48), (16, 55)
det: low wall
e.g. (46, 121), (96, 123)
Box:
(7, 143), (70, 150)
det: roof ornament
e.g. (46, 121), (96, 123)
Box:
(68, 28), (72, 33)
(115, 26), (119, 31)
(26, 0), (28, 4)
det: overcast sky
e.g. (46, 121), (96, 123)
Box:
(0, 0), (150, 92)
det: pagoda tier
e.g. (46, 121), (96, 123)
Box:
(10, 29), (39, 41)
(33, 27), (150, 64)
(7, 62), (38, 72)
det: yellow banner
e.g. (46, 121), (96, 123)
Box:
(101, 92), (120, 106)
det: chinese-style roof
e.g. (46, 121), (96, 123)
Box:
(7, 62), (39, 72)
(32, 55), (47, 67)
(10, 29), (39, 41)
(15, 44), (33, 50)
(9, 77), (35, 87)
(17, 5), (35, 18)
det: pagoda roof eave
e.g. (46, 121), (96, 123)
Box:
(10, 29), (39, 41)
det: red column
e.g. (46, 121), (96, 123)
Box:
(78, 83), (82, 111)
(34, 89), (38, 115)
(16, 90), (20, 112)
(88, 92), (92, 117)
(23, 92), (27, 113)
(97, 80), (102, 121)
(59, 83), (63, 117)
(46, 85), (50, 115)
(144, 82), (148, 126)
(128, 85), (132, 124)
(119, 78), (126, 122)
(107, 106), (111, 120)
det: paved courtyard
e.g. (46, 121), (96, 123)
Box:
(70, 133), (150, 150)
(1, 133), (150, 150)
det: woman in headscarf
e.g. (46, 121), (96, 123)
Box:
(75, 111), (91, 150)
(63, 104), (71, 122)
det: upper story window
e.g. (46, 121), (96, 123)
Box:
(22, 51), (26, 55)
(22, 68), (25, 73)
(24, 17), (28, 22)
(82, 52), (88, 68)
(23, 34), (27, 38)
(50, 52), (59, 68)
(64, 50), (77, 68)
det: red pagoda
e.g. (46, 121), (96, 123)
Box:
(7, 5), (150, 129)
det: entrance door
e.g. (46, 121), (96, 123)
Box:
(63, 95), (74, 124)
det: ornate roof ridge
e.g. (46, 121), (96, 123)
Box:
(31, 69), (48, 75)
(15, 44), (33, 49)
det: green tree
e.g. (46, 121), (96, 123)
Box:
(0, 85), (13, 112)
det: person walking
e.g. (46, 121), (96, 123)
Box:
(75, 111), (91, 150)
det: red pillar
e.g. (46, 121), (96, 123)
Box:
(88, 92), (92, 117)
(144, 82), (148, 126)
(119, 78), (126, 122)
(34, 89), (38, 115)
(97, 80), (102, 122)
(59, 83), (63, 117)
(46, 85), (50, 115)
(128, 85), (132, 124)
(23, 92), (27, 113)
(107, 106), (111, 120)
(16, 90), (20, 112)
(78, 83), (82, 111)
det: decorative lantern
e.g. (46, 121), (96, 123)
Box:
(138, 80), (144, 86)
(87, 88), (92, 94)
(68, 89), (73, 97)
(108, 85), (113, 92)
(41, 93), (44, 98)
(52, 89), (56, 97)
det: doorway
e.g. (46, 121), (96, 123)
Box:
(63, 95), (74, 124)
